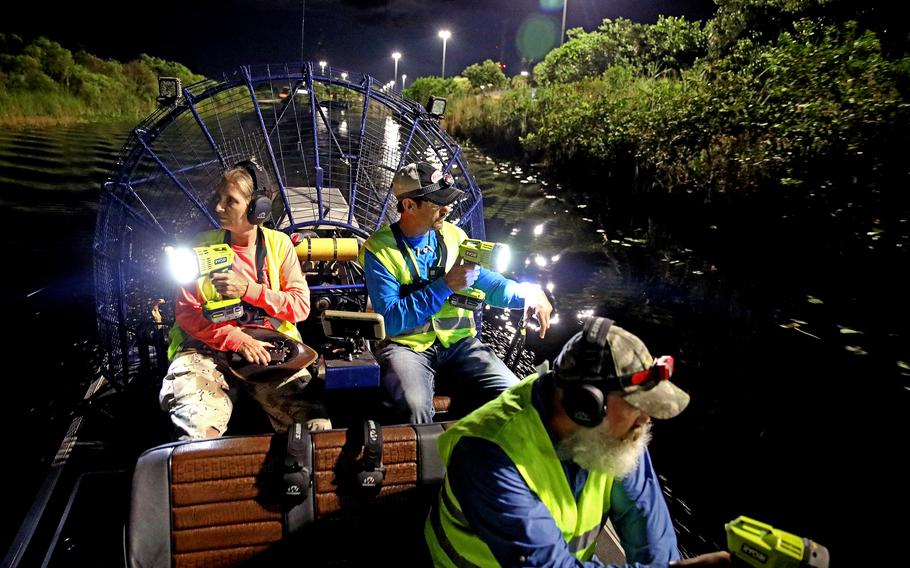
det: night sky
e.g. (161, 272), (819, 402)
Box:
(3, 0), (716, 81)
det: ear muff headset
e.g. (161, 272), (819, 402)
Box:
(556, 317), (616, 428)
(283, 422), (313, 505)
(233, 159), (272, 225)
(335, 419), (385, 498)
(357, 419), (385, 495)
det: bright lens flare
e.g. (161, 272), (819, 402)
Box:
(517, 282), (543, 301)
(492, 244), (511, 273)
(166, 246), (199, 284)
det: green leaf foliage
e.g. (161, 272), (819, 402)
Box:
(402, 76), (470, 107)
(0, 35), (206, 126)
(460, 59), (508, 90)
(444, 17), (909, 208)
(533, 16), (707, 85)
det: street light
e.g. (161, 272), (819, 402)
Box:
(438, 30), (451, 78)
(341, 72), (348, 80)
(392, 51), (401, 89)
(401, 74), (407, 90)
(319, 60), (327, 74)
(560, 0), (568, 45)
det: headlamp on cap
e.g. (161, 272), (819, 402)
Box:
(599, 355), (674, 394)
(399, 171), (456, 202)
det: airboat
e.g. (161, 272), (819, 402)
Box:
(2, 63), (622, 568)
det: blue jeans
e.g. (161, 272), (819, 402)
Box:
(377, 336), (519, 424)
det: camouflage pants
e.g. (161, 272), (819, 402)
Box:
(160, 348), (331, 440)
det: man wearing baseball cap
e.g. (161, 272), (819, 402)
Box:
(426, 317), (730, 567)
(359, 162), (552, 424)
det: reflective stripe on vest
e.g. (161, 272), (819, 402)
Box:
(568, 524), (602, 553)
(167, 227), (303, 360)
(362, 221), (476, 352)
(425, 373), (613, 566)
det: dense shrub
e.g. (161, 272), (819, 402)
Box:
(0, 35), (206, 125)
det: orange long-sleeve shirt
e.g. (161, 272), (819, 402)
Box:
(175, 237), (310, 352)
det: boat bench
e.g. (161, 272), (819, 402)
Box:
(127, 422), (450, 568)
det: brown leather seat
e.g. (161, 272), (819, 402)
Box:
(127, 423), (448, 568)
(432, 395), (451, 413)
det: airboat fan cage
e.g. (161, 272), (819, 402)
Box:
(93, 63), (486, 388)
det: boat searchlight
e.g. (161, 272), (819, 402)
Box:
(157, 77), (182, 107)
(426, 96), (447, 118)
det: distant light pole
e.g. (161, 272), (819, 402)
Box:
(300, 0), (306, 62)
(401, 74), (407, 90)
(560, 0), (568, 45)
(319, 60), (327, 75)
(438, 30), (451, 78)
(341, 72), (348, 81)
(392, 52), (401, 89)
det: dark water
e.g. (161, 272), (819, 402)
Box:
(0, 122), (130, 553)
(0, 124), (903, 562)
(465, 146), (907, 563)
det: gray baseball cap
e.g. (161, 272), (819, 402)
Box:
(392, 162), (464, 206)
(554, 318), (691, 419)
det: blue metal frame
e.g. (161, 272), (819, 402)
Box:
(350, 76), (373, 225)
(135, 131), (219, 228)
(375, 111), (420, 231)
(102, 183), (169, 237)
(183, 88), (227, 170)
(305, 63), (325, 221)
(243, 66), (296, 227)
(94, 62), (487, 388)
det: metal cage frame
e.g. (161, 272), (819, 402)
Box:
(93, 63), (486, 388)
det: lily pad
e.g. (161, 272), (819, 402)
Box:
(838, 326), (863, 335)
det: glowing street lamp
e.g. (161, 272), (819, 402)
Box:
(392, 51), (401, 89)
(401, 74), (407, 90)
(438, 30), (451, 78)
(520, 70), (529, 77)
(341, 72), (348, 81)
(319, 60), (327, 74)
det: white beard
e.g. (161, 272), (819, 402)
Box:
(557, 421), (652, 478)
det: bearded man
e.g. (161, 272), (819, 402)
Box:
(425, 317), (731, 567)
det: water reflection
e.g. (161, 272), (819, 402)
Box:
(465, 142), (899, 560)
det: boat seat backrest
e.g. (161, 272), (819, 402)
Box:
(127, 423), (448, 568)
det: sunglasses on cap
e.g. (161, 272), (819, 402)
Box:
(599, 355), (674, 393)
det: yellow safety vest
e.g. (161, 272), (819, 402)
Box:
(425, 373), (613, 567)
(360, 221), (476, 352)
(167, 227), (303, 360)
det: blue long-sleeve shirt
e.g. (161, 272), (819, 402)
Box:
(363, 228), (527, 337)
(446, 375), (681, 568)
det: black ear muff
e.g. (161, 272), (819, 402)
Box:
(556, 316), (616, 427)
(283, 423), (312, 505)
(234, 159), (272, 225)
(561, 383), (607, 428)
(356, 419), (385, 496)
(335, 419), (385, 498)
